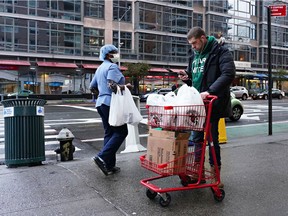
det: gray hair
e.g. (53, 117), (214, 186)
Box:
(187, 27), (206, 40)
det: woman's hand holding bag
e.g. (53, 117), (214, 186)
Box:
(109, 85), (143, 126)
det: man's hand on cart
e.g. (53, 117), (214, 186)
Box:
(200, 91), (210, 100)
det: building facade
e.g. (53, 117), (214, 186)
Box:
(0, 0), (288, 95)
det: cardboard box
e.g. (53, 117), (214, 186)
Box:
(146, 129), (189, 174)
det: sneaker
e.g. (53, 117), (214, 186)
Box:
(107, 166), (121, 175)
(92, 156), (109, 176)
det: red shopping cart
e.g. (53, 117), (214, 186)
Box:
(140, 95), (225, 207)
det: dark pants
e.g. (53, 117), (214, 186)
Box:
(96, 104), (128, 170)
(193, 118), (221, 167)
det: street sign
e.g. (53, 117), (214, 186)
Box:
(269, 5), (287, 17)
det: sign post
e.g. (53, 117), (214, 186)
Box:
(267, 4), (287, 135)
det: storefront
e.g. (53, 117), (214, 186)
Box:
(0, 60), (31, 94)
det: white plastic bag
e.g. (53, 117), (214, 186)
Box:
(175, 84), (206, 129)
(146, 94), (166, 106)
(176, 84), (203, 106)
(109, 86), (143, 126)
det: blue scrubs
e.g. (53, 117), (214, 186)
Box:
(89, 60), (128, 170)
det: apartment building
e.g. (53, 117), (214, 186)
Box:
(0, 0), (287, 95)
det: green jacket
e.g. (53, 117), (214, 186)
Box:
(191, 36), (215, 91)
(184, 37), (236, 121)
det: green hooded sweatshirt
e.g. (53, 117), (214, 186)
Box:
(191, 36), (216, 91)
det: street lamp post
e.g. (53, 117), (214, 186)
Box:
(118, 6), (131, 67)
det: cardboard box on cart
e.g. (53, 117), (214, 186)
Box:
(146, 129), (190, 174)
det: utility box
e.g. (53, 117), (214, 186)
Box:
(1, 99), (46, 167)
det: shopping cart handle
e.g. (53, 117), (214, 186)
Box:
(140, 155), (146, 161)
(206, 95), (218, 101)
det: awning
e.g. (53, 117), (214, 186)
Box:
(149, 68), (169, 73)
(82, 64), (127, 71)
(82, 64), (100, 69)
(120, 66), (127, 71)
(168, 68), (184, 73)
(24, 81), (40, 85)
(236, 71), (257, 76)
(0, 60), (30, 66)
(37, 62), (78, 68)
(49, 82), (63, 87)
(255, 73), (268, 78)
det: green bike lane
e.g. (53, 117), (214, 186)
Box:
(226, 121), (288, 139)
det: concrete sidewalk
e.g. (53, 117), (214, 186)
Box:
(1, 130), (288, 215)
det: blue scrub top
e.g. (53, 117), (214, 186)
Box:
(89, 60), (125, 107)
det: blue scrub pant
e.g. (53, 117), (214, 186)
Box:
(96, 104), (128, 170)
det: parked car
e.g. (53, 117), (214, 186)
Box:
(252, 88), (284, 100)
(230, 92), (244, 121)
(140, 88), (172, 102)
(249, 88), (262, 99)
(7, 89), (34, 97)
(230, 86), (249, 100)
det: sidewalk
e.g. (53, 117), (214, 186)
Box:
(1, 131), (288, 215)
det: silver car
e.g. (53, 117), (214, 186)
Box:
(140, 88), (172, 102)
(230, 86), (249, 100)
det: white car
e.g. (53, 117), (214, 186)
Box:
(7, 89), (34, 97)
(140, 88), (172, 102)
(230, 86), (249, 100)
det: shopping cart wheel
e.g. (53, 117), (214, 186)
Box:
(146, 189), (157, 200)
(159, 193), (171, 207)
(213, 189), (225, 202)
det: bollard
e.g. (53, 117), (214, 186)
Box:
(218, 118), (227, 144)
(121, 95), (146, 153)
(55, 128), (75, 161)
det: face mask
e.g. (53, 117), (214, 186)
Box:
(110, 54), (120, 63)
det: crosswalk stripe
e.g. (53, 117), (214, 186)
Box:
(0, 134), (58, 142)
(0, 141), (59, 149)
(0, 129), (57, 137)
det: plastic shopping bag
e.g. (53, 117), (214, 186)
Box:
(109, 86), (143, 126)
(175, 84), (206, 129)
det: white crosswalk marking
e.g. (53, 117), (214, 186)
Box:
(0, 121), (81, 163)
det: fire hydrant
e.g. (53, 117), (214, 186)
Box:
(55, 127), (75, 161)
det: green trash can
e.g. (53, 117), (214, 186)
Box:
(1, 98), (47, 167)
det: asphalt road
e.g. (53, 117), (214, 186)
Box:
(44, 99), (288, 145)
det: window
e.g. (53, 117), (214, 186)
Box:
(139, 2), (192, 34)
(113, 31), (131, 50)
(138, 33), (189, 63)
(113, 0), (132, 22)
(83, 27), (105, 57)
(84, 0), (104, 18)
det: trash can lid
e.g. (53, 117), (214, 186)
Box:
(1, 98), (47, 107)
